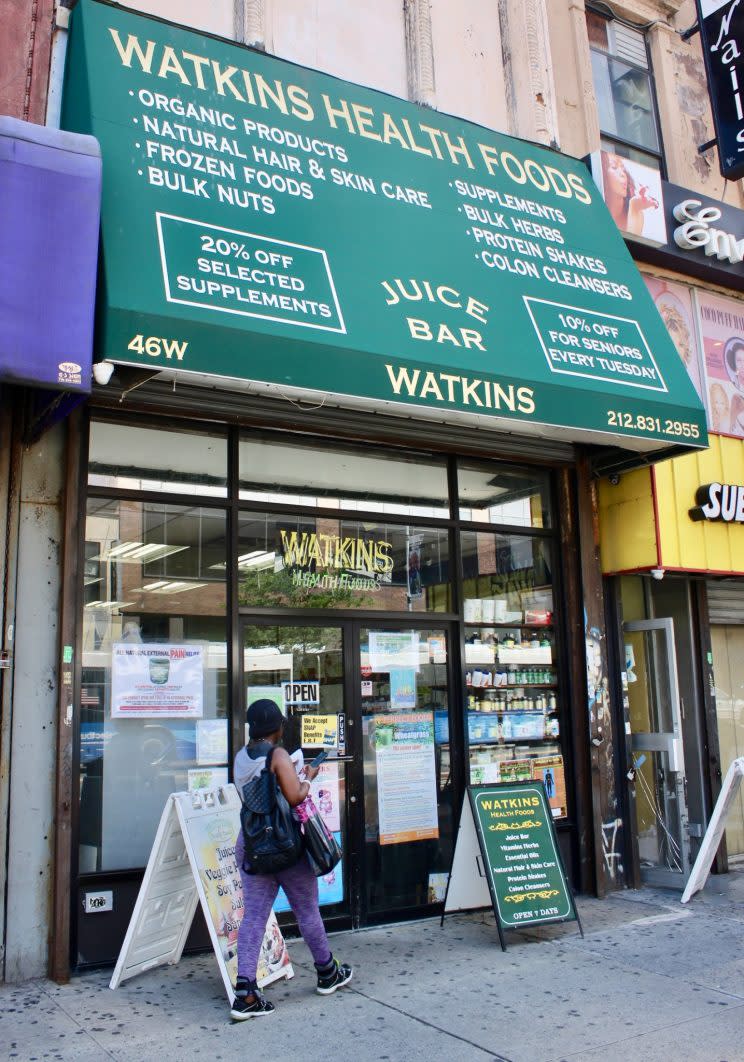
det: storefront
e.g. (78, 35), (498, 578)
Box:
(595, 160), (744, 887)
(59, 0), (706, 970)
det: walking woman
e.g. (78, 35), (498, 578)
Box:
(231, 699), (352, 1020)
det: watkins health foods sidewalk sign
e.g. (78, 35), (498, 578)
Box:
(62, 0), (706, 452)
(443, 782), (581, 949)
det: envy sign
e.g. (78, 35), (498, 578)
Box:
(689, 482), (744, 522)
(673, 200), (744, 264)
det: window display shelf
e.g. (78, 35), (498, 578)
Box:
(470, 737), (556, 746)
(464, 622), (554, 629)
(467, 682), (558, 689)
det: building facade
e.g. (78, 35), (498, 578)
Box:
(0, 0), (722, 982)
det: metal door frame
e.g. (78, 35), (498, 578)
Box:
(239, 615), (461, 929)
(624, 618), (691, 886)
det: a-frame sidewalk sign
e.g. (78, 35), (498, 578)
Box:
(441, 780), (583, 950)
(110, 785), (293, 1002)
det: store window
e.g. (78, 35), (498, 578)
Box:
(587, 9), (662, 171)
(237, 511), (452, 613)
(89, 420), (228, 496)
(458, 462), (552, 529)
(79, 497), (228, 872)
(239, 433), (449, 517)
(460, 530), (566, 817)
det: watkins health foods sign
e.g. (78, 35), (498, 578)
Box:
(61, 0), (706, 450)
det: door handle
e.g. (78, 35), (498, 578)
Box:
(327, 755), (355, 763)
(349, 795), (357, 803)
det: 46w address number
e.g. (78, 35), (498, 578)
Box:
(127, 334), (188, 361)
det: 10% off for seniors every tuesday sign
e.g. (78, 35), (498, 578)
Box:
(61, 0), (705, 451)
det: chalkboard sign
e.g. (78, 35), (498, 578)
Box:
(443, 781), (581, 948)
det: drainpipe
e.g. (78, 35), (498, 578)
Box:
(45, 4), (71, 129)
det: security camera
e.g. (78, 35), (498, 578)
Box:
(92, 360), (115, 386)
(650, 568), (665, 581)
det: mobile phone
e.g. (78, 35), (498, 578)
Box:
(309, 749), (329, 769)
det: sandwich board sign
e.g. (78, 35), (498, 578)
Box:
(682, 756), (744, 903)
(442, 782), (582, 950)
(110, 785), (293, 1001)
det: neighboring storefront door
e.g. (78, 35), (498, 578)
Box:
(624, 619), (691, 886)
(242, 619), (456, 927)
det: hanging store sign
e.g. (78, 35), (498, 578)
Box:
(61, 0), (706, 450)
(689, 481), (744, 522)
(696, 0), (744, 182)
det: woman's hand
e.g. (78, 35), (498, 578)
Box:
(304, 763), (320, 783)
(271, 747), (312, 806)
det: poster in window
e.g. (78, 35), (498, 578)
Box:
(697, 290), (744, 437)
(531, 755), (567, 819)
(373, 713), (439, 845)
(643, 276), (704, 399)
(309, 761), (341, 833)
(111, 643), (204, 718)
(390, 668), (417, 710)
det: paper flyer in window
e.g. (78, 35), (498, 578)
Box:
(531, 755), (567, 818)
(368, 630), (420, 672)
(390, 668), (417, 710)
(196, 719), (228, 765)
(301, 714), (338, 749)
(373, 712), (439, 845)
(111, 643), (204, 718)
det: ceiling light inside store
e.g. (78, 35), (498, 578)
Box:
(97, 542), (189, 563)
(85, 600), (133, 611)
(238, 551), (276, 570)
(128, 580), (209, 594)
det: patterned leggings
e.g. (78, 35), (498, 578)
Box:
(235, 830), (332, 981)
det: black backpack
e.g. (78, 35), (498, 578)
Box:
(240, 746), (304, 875)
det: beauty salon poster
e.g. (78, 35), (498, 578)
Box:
(697, 290), (744, 437)
(643, 276), (704, 399)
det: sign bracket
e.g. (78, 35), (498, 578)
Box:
(698, 138), (717, 155)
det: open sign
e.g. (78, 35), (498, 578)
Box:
(282, 680), (320, 706)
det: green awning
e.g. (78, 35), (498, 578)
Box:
(62, 0), (707, 453)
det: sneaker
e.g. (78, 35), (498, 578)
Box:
(316, 958), (353, 995)
(230, 989), (275, 1021)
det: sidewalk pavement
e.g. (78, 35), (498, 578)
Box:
(2, 871), (744, 1062)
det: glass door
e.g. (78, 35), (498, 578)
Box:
(358, 625), (455, 919)
(241, 620), (457, 926)
(624, 618), (691, 886)
(242, 622), (350, 922)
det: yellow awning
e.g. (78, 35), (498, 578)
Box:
(599, 435), (744, 575)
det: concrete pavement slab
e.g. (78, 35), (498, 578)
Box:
(354, 938), (740, 1062)
(555, 1001), (744, 1062)
(2, 881), (744, 1062)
